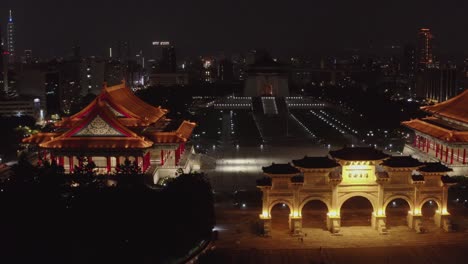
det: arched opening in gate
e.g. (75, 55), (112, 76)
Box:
(270, 203), (291, 232)
(301, 200), (328, 229)
(385, 198), (411, 228)
(340, 196), (374, 227)
(421, 199), (439, 230)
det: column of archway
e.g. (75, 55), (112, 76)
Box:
(407, 186), (424, 232)
(327, 184), (341, 233)
(289, 185), (302, 235)
(371, 184), (388, 234)
(258, 186), (272, 236)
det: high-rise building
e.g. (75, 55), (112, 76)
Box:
(7, 10), (15, 64)
(45, 71), (60, 117)
(24, 49), (33, 64)
(417, 28), (433, 68)
(416, 64), (458, 102)
(0, 26), (9, 94)
(152, 41), (176, 73)
(218, 59), (234, 81)
(116, 41), (131, 62)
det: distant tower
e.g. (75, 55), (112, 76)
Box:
(0, 24), (8, 93)
(417, 28), (433, 69)
(7, 10), (15, 64)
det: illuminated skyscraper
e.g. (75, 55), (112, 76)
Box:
(7, 10), (15, 64)
(0, 24), (8, 93)
(417, 28), (433, 68)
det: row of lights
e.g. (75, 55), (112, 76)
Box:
(310, 110), (346, 135)
(290, 114), (317, 138)
(214, 103), (251, 107)
(287, 103), (325, 107)
(318, 110), (358, 134)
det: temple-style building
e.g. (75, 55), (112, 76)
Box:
(23, 81), (198, 182)
(257, 147), (456, 235)
(403, 89), (468, 176)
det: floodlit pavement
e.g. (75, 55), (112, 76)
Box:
(203, 144), (327, 192)
(209, 206), (468, 264)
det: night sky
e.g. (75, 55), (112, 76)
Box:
(0, 0), (467, 59)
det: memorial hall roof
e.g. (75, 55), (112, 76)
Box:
(421, 89), (468, 124)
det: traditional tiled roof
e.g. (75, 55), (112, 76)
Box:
(381, 156), (424, 168)
(102, 82), (168, 124)
(23, 82), (196, 149)
(402, 118), (468, 143)
(22, 132), (60, 144)
(421, 89), (468, 124)
(256, 177), (272, 186)
(292, 156), (340, 169)
(418, 162), (453, 173)
(38, 99), (153, 149)
(262, 163), (300, 175)
(56, 81), (168, 127)
(329, 147), (389, 161)
(441, 175), (457, 184)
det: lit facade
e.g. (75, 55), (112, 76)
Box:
(403, 89), (468, 176)
(7, 10), (15, 64)
(417, 28), (433, 68)
(23, 81), (198, 182)
(257, 147), (455, 235)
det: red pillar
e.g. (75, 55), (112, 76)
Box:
(59, 156), (64, 166)
(426, 139), (430, 152)
(161, 150), (165, 166)
(69, 156), (74, 173)
(463, 149), (466, 165)
(106, 157), (111, 173)
(415, 135), (419, 147)
(436, 144), (439, 158)
(115, 156), (120, 166)
(445, 146), (449, 163)
(451, 148), (454, 164)
(88, 157), (93, 163)
(175, 147), (181, 166)
(457, 148), (460, 162)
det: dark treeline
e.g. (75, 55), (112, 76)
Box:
(0, 157), (215, 264)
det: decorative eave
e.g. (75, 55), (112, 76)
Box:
(292, 156), (340, 170)
(262, 163), (301, 176)
(421, 89), (468, 124)
(411, 174), (425, 184)
(329, 147), (390, 162)
(402, 119), (468, 143)
(22, 132), (60, 144)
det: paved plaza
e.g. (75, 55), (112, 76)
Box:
(206, 205), (468, 263)
(202, 144), (328, 192)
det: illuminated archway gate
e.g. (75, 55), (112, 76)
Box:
(257, 147), (456, 235)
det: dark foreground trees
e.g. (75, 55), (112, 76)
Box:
(0, 161), (214, 264)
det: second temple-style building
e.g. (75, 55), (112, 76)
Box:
(23, 81), (198, 182)
(258, 147), (456, 235)
(403, 89), (468, 176)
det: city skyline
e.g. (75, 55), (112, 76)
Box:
(0, 0), (467, 60)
